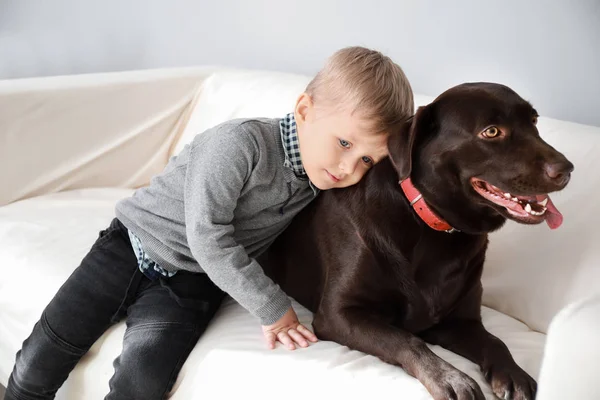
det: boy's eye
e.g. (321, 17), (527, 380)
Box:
(339, 139), (351, 148)
(362, 156), (373, 165)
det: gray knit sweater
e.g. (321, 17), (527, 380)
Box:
(115, 118), (318, 325)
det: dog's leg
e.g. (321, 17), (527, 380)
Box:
(419, 255), (537, 400)
(420, 319), (537, 400)
(313, 310), (486, 400)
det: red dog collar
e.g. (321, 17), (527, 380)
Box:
(400, 178), (458, 233)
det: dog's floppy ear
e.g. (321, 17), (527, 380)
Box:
(388, 105), (432, 181)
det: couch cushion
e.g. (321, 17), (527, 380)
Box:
(171, 69), (312, 156)
(0, 189), (544, 399)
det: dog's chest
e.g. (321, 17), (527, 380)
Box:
(396, 277), (464, 333)
(391, 239), (478, 333)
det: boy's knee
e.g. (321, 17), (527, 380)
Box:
(108, 325), (193, 399)
(8, 315), (87, 399)
(108, 354), (173, 400)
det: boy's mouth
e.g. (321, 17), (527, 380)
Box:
(326, 170), (340, 183)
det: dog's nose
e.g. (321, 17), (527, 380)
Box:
(544, 160), (574, 185)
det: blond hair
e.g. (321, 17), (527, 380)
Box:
(306, 46), (414, 135)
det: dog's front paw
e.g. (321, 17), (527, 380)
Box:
(483, 362), (537, 400)
(423, 364), (486, 400)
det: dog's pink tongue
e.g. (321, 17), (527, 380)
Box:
(537, 195), (563, 229)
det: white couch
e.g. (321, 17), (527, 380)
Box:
(1, 67), (599, 400)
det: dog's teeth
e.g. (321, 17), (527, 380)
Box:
(530, 207), (547, 216)
(525, 203), (532, 213)
(512, 197), (519, 202)
(539, 197), (549, 207)
(504, 193), (511, 199)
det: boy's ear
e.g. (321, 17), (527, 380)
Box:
(388, 105), (433, 181)
(294, 93), (313, 126)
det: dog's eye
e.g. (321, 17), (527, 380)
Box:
(482, 126), (500, 138)
(532, 116), (539, 125)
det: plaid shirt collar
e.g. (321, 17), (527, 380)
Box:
(280, 113), (306, 176)
(280, 113), (319, 194)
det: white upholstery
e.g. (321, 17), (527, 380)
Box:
(0, 67), (216, 207)
(536, 294), (600, 400)
(1, 67), (598, 399)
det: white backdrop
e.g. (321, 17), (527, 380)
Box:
(0, 0), (599, 126)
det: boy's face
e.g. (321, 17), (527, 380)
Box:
(295, 93), (390, 190)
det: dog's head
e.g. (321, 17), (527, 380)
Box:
(389, 83), (574, 234)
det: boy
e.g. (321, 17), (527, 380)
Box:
(5, 46), (414, 400)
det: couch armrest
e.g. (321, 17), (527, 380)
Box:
(0, 67), (216, 206)
(536, 295), (600, 400)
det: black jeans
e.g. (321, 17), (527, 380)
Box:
(5, 218), (225, 400)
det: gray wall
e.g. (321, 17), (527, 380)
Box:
(1, 0), (599, 126)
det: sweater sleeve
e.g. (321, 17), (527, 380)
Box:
(183, 124), (291, 325)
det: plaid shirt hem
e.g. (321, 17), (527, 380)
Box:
(128, 229), (176, 280)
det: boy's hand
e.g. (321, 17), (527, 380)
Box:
(262, 307), (318, 350)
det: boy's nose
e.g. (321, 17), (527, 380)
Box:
(339, 158), (358, 176)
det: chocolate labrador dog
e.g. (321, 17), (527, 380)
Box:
(259, 83), (573, 400)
